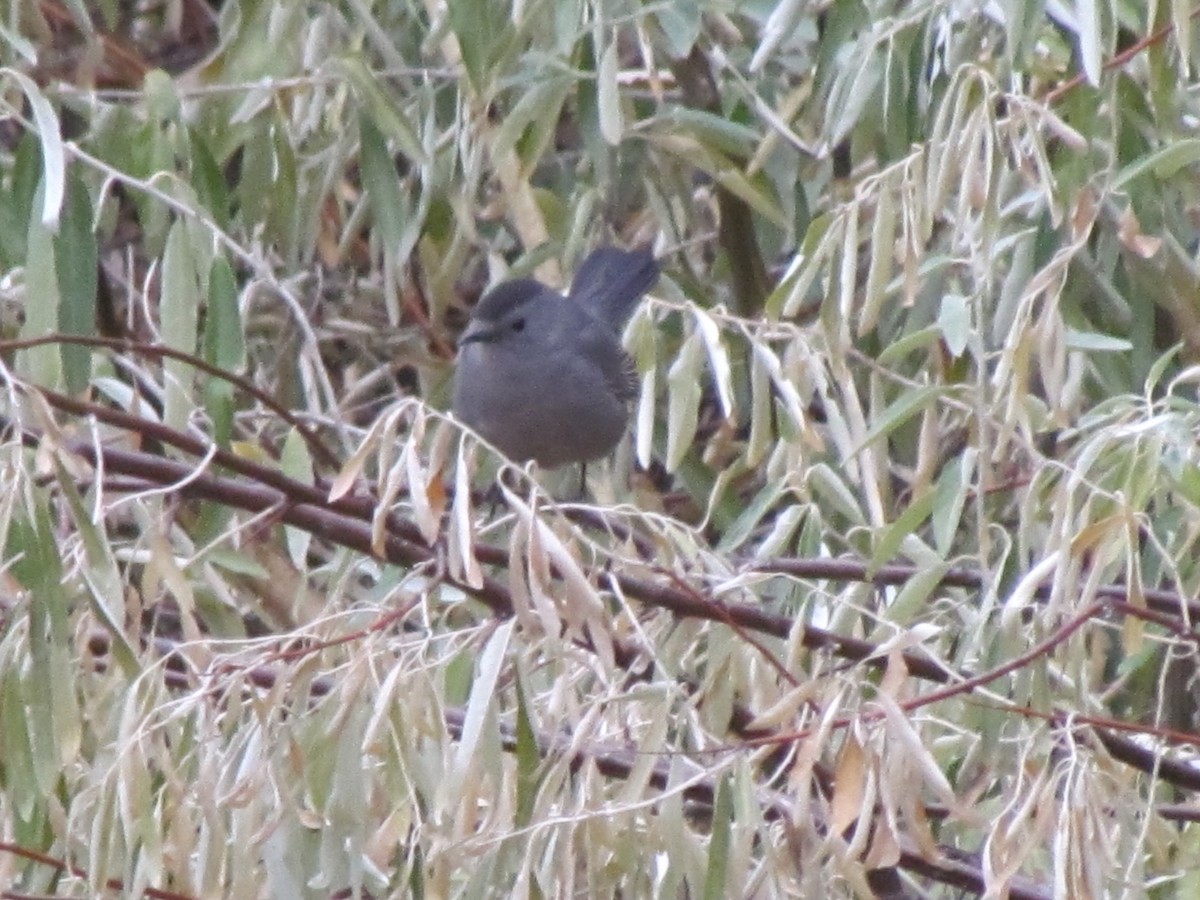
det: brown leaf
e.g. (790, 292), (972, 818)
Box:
(830, 730), (868, 836)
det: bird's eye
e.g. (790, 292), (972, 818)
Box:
(510, 318), (526, 332)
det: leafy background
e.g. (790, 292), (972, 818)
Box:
(1, 0), (1200, 897)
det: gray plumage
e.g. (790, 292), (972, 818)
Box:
(452, 246), (659, 467)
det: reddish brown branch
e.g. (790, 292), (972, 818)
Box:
(1044, 8), (1200, 106)
(0, 333), (341, 468)
(753, 557), (1200, 626)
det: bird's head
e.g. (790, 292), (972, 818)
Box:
(459, 279), (558, 348)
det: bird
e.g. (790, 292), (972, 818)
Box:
(452, 246), (659, 468)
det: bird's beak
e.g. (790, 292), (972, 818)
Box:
(458, 320), (497, 346)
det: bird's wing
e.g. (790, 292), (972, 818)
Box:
(565, 305), (641, 404)
(568, 247), (659, 329)
(614, 348), (639, 402)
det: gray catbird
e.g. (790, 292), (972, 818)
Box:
(452, 246), (659, 467)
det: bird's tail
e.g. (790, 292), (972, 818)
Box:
(568, 246), (660, 328)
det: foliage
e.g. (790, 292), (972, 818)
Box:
(0, 0), (1199, 896)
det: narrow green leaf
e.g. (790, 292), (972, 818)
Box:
(140, 121), (174, 255)
(628, 306), (659, 467)
(750, 342), (808, 435)
(854, 385), (944, 455)
(492, 74), (573, 166)
(871, 488), (934, 570)
(837, 198), (859, 325)
(55, 167), (98, 395)
(718, 478), (788, 553)
(203, 548), (271, 579)
(1076, 0), (1101, 85)
(933, 447), (974, 555)
(649, 133), (788, 227)
(52, 456), (139, 675)
(694, 306), (734, 417)
(0, 660), (38, 823)
(8, 499), (71, 794)
(359, 113), (408, 253)
(745, 342), (773, 466)
(143, 67), (182, 122)
(273, 127), (302, 257)
(0, 132), (42, 267)
(342, 56), (429, 166)
(203, 257), (242, 447)
(665, 329), (704, 471)
(886, 562), (952, 625)
(654, 107), (761, 159)
(453, 620), (513, 782)
(702, 775), (733, 900)
(713, 165), (788, 229)
(1145, 344), (1181, 394)
(237, 126), (276, 239)
(187, 127), (231, 229)
(1113, 139), (1200, 189)
(161, 220), (202, 432)
(750, 0), (806, 72)
(876, 325), (941, 366)
(770, 213), (837, 318)
(655, 0), (702, 57)
(3, 70), (65, 227)
(859, 177), (896, 335)
(1064, 328), (1132, 352)
(21, 177), (62, 387)
(575, 35), (606, 170)
(1004, 0), (1047, 64)
(203, 256), (244, 371)
(1173, 0), (1191, 76)
(806, 463), (867, 526)
(597, 38), (623, 145)
(753, 505), (807, 558)
(937, 294), (971, 358)
(0, 21), (38, 62)
(826, 43), (883, 146)
(281, 428), (313, 569)
(445, 0), (506, 90)
(513, 673), (541, 828)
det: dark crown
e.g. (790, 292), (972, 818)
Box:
(472, 278), (552, 321)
